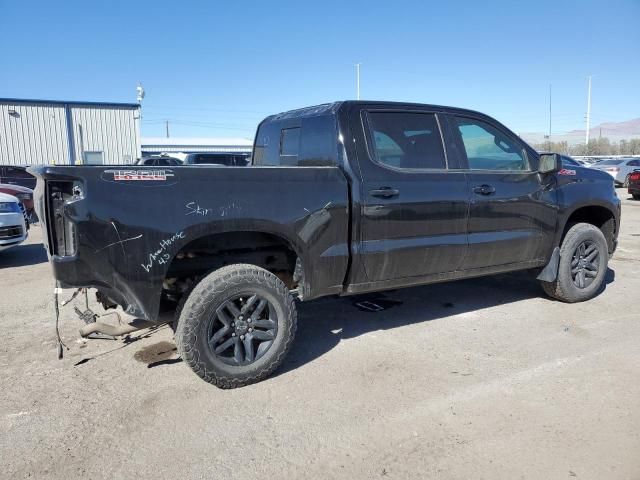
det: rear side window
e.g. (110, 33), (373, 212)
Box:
(280, 128), (300, 165)
(366, 112), (446, 169)
(254, 115), (338, 167)
(455, 117), (529, 171)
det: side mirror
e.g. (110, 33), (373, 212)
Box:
(538, 153), (560, 174)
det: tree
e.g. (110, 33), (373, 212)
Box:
(532, 137), (640, 156)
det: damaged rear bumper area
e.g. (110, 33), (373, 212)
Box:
(32, 173), (158, 321)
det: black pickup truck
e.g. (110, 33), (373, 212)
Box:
(31, 101), (620, 388)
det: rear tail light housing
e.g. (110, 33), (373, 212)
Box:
(46, 181), (77, 256)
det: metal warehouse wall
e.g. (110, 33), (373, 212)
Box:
(0, 102), (69, 165)
(70, 106), (139, 165)
(0, 99), (140, 165)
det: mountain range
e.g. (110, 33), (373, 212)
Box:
(520, 118), (640, 145)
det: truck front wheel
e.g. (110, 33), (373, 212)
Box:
(540, 223), (609, 303)
(175, 264), (297, 388)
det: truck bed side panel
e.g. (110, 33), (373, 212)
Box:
(31, 165), (350, 321)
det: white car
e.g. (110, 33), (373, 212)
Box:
(589, 158), (640, 187)
(0, 192), (28, 252)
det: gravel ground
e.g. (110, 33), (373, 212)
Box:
(1, 194), (639, 480)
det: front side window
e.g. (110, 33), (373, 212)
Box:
(367, 112), (446, 169)
(455, 117), (529, 171)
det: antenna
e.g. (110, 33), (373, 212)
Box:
(136, 82), (145, 104)
(355, 63), (361, 100)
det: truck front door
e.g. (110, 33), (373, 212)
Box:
(351, 107), (469, 283)
(449, 114), (556, 270)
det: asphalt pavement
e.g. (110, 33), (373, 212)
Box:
(1, 194), (639, 480)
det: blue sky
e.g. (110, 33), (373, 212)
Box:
(1, 0), (638, 139)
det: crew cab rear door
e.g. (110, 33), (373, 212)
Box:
(447, 114), (555, 269)
(350, 105), (468, 283)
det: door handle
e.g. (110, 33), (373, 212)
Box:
(472, 184), (496, 195)
(370, 187), (400, 198)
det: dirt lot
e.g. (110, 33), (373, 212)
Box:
(1, 194), (639, 480)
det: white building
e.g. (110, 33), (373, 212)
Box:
(141, 137), (253, 158)
(0, 98), (140, 165)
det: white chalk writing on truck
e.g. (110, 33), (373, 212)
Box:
(141, 231), (186, 272)
(185, 202), (212, 216)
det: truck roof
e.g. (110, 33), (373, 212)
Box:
(266, 100), (495, 123)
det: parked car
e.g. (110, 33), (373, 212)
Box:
(0, 165), (37, 189)
(539, 152), (583, 168)
(589, 158), (640, 187)
(0, 192), (28, 252)
(183, 153), (250, 166)
(578, 157), (601, 166)
(135, 155), (183, 166)
(628, 170), (640, 200)
(30, 100), (620, 388)
(0, 183), (34, 214)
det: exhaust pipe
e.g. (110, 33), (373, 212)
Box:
(79, 319), (155, 338)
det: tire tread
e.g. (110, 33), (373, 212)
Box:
(540, 223), (608, 303)
(175, 264), (296, 389)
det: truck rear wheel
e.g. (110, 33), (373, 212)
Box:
(175, 264), (297, 388)
(540, 223), (608, 303)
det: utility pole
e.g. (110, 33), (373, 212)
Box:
(548, 83), (552, 151)
(355, 63), (361, 100)
(585, 75), (592, 146)
(165, 120), (170, 138)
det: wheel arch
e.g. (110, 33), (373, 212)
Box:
(163, 226), (307, 297)
(558, 204), (617, 253)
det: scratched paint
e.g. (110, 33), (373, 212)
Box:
(95, 227), (143, 254)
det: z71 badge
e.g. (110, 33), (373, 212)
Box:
(558, 168), (576, 176)
(101, 169), (178, 186)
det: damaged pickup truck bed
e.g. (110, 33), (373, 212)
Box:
(31, 101), (620, 388)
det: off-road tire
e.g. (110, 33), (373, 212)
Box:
(541, 223), (608, 303)
(175, 264), (296, 388)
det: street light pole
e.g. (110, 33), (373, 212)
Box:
(548, 83), (552, 145)
(585, 75), (592, 146)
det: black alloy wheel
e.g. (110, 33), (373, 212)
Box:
(175, 264), (297, 388)
(208, 294), (277, 366)
(571, 240), (600, 289)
